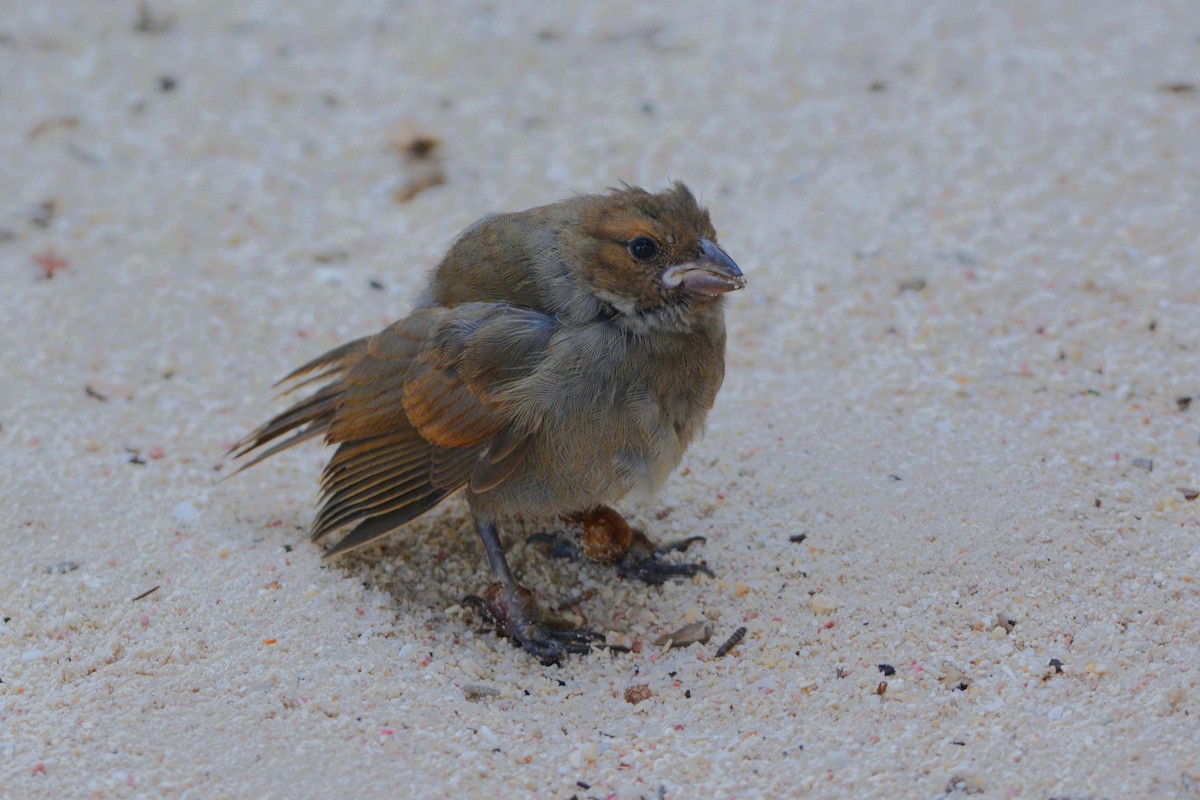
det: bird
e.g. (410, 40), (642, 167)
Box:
(230, 182), (745, 663)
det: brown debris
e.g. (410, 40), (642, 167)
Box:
(28, 117), (80, 141)
(134, 2), (175, 34)
(652, 622), (712, 649)
(390, 124), (447, 203)
(623, 684), (652, 705)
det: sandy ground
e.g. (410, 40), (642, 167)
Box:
(2, 1), (1199, 798)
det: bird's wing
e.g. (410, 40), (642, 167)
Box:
(310, 302), (557, 555)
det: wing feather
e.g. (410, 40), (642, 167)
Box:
(232, 302), (558, 556)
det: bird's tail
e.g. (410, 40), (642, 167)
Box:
(227, 337), (370, 475)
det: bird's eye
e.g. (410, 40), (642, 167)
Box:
(627, 236), (658, 261)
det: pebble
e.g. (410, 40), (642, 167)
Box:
(172, 501), (199, 522)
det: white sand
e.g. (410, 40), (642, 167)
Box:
(3, 1), (1198, 797)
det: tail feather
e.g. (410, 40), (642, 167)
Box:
(274, 337), (370, 388)
(320, 493), (450, 558)
(273, 366), (345, 397)
(229, 338), (370, 462)
(226, 424), (325, 477)
(229, 335), (455, 555)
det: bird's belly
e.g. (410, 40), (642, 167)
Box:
(469, 391), (688, 519)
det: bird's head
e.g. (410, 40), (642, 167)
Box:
(572, 182), (745, 325)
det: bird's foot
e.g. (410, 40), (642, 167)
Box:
(532, 506), (713, 586)
(464, 582), (601, 665)
(616, 535), (713, 585)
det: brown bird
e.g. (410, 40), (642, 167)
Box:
(231, 182), (745, 663)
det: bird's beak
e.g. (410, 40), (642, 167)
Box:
(661, 238), (747, 297)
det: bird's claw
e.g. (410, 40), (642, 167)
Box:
(464, 582), (601, 665)
(616, 547), (714, 585)
(652, 535), (707, 558)
(531, 515), (714, 586)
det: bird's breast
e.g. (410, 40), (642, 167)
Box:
(470, 318), (725, 518)
(545, 323), (721, 495)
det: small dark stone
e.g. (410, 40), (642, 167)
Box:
(31, 200), (56, 228)
(134, 2), (174, 33)
(878, 663), (896, 676)
(404, 135), (439, 161)
(714, 626), (747, 658)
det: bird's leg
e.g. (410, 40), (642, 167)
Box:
(465, 515), (601, 665)
(530, 506), (713, 586)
